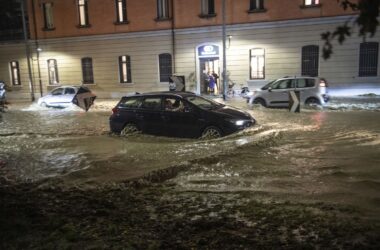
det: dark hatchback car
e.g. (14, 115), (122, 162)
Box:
(109, 92), (256, 139)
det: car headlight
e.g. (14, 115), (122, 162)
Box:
(227, 119), (245, 126)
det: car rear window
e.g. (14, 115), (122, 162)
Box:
(297, 78), (315, 88)
(118, 97), (142, 109)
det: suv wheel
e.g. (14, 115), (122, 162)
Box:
(253, 98), (266, 107)
(305, 97), (320, 106)
(121, 123), (139, 136)
(201, 126), (222, 139)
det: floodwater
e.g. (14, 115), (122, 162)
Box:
(1, 98), (380, 220)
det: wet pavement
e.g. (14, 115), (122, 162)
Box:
(1, 96), (380, 249)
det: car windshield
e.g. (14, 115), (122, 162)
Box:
(185, 96), (224, 110)
(261, 80), (276, 90)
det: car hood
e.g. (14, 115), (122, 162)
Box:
(212, 106), (253, 120)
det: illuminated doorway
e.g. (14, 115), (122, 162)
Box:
(196, 44), (221, 95)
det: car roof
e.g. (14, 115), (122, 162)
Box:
(122, 91), (196, 99)
(280, 76), (321, 80)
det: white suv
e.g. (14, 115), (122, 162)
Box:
(249, 76), (329, 107)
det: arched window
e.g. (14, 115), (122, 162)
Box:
(302, 45), (319, 77)
(359, 42), (379, 77)
(159, 53), (172, 82)
(81, 57), (94, 84)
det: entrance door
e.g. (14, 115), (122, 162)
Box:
(199, 58), (220, 95)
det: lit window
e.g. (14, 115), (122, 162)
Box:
(9, 61), (21, 86)
(250, 0), (265, 11)
(159, 53), (172, 82)
(43, 3), (54, 29)
(81, 57), (94, 84)
(78, 0), (89, 26)
(157, 0), (170, 19)
(116, 0), (127, 23)
(359, 42), (379, 77)
(250, 48), (265, 79)
(304, 0), (320, 6)
(201, 0), (215, 16)
(302, 45), (319, 77)
(119, 55), (132, 83)
(47, 59), (59, 85)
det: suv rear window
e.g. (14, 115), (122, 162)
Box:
(297, 78), (315, 88)
(118, 97), (142, 108)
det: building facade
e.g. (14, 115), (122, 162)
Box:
(0, 0), (379, 101)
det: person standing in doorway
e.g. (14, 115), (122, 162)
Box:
(208, 72), (216, 95)
(212, 72), (219, 94)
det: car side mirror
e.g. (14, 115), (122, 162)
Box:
(268, 87), (272, 92)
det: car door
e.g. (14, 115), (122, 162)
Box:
(48, 87), (64, 106)
(161, 97), (200, 138)
(268, 79), (295, 107)
(62, 87), (76, 106)
(295, 78), (316, 104)
(139, 96), (165, 135)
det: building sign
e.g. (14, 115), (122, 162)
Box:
(198, 45), (219, 58)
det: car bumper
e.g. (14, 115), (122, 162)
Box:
(222, 118), (256, 135)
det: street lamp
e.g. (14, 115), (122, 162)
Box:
(222, 0), (227, 100)
(20, 0), (35, 101)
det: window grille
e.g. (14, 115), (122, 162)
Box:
(359, 42), (379, 77)
(81, 57), (94, 84)
(159, 53), (172, 82)
(302, 45), (319, 77)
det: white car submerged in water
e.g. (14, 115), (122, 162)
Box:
(37, 85), (96, 111)
(249, 76), (330, 107)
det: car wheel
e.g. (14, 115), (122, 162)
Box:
(305, 97), (320, 106)
(201, 126), (222, 139)
(253, 98), (266, 107)
(120, 123), (139, 136)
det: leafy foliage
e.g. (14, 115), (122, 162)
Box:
(322, 0), (379, 59)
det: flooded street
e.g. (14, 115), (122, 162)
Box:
(1, 98), (380, 248)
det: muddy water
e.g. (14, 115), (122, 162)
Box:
(0, 100), (380, 219)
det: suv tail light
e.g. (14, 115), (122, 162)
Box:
(319, 79), (328, 87)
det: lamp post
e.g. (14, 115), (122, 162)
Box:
(222, 0), (227, 100)
(20, 0), (35, 101)
(36, 47), (43, 97)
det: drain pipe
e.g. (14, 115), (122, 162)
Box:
(171, 0), (176, 73)
(31, 0), (43, 97)
(21, 0), (35, 101)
